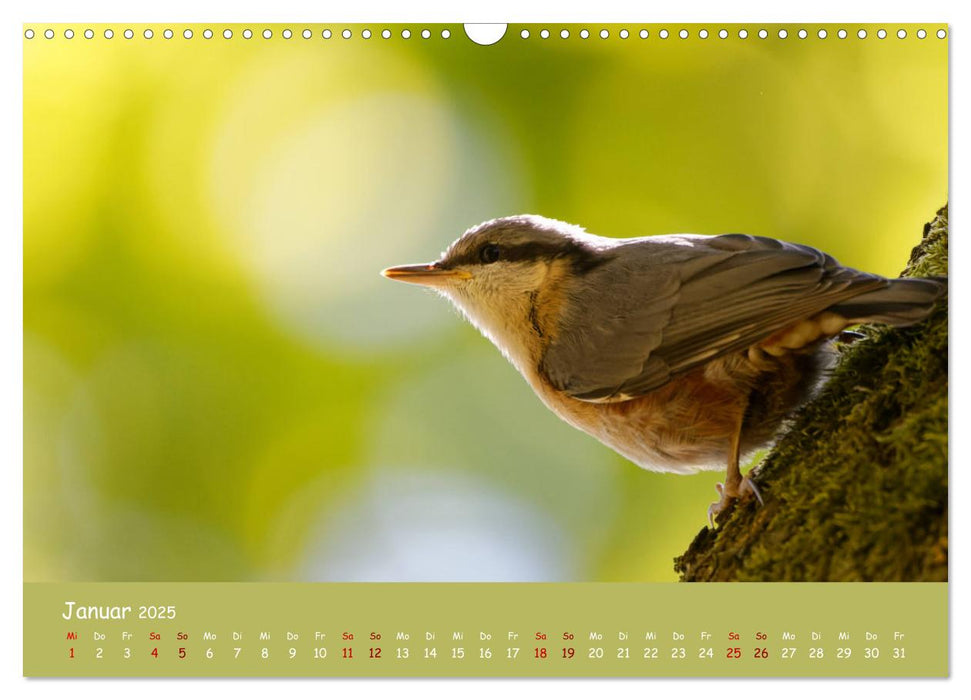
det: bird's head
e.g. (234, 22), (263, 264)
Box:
(382, 215), (610, 366)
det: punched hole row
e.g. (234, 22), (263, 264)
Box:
(519, 27), (945, 40)
(24, 27), (452, 40)
(25, 26), (948, 42)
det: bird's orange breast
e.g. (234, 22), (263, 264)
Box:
(525, 344), (828, 475)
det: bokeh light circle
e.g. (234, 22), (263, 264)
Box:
(204, 55), (525, 351)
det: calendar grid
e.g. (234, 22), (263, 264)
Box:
(24, 582), (948, 677)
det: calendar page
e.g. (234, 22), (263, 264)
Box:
(22, 21), (948, 678)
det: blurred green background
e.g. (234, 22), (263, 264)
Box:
(24, 24), (947, 582)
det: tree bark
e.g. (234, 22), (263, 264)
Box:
(675, 205), (948, 582)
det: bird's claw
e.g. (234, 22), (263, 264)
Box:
(707, 482), (728, 528)
(739, 476), (764, 506)
(707, 476), (763, 528)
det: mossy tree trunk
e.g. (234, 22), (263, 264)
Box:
(675, 206), (948, 582)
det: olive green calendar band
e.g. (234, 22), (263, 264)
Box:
(24, 582), (947, 677)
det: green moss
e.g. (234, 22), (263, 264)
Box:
(675, 206), (948, 581)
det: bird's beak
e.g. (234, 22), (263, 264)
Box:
(381, 263), (471, 287)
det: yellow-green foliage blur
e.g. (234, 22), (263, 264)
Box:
(24, 24), (947, 582)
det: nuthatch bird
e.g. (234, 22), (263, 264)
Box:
(382, 215), (945, 525)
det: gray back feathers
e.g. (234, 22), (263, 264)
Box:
(539, 231), (945, 402)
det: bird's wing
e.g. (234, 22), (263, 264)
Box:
(540, 233), (887, 401)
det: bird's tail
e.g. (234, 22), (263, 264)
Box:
(830, 277), (947, 327)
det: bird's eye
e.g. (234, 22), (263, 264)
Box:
(479, 244), (501, 264)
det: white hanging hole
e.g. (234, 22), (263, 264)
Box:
(540, 29), (549, 39)
(798, 29), (808, 39)
(342, 29), (351, 39)
(25, 28), (35, 39)
(718, 29), (728, 39)
(897, 29), (907, 39)
(679, 29), (688, 39)
(699, 29), (709, 39)
(104, 28), (114, 39)
(224, 29), (233, 39)
(600, 29), (609, 39)
(739, 29), (749, 39)
(619, 29), (629, 39)
(580, 29), (589, 39)
(464, 23), (507, 46)
(639, 29), (648, 39)
(521, 29), (530, 39)
(402, 29), (411, 39)
(937, 29), (946, 39)
(381, 29), (391, 39)
(143, 29), (152, 39)
(838, 29), (847, 39)
(302, 28), (311, 39)
(323, 29), (333, 39)
(44, 28), (54, 39)
(421, 29), (430, 39)
(858, 29), (867, 39)
(917, 29), (927, 39)
(124, 28), (134, 39)
(560, 29), (569, 39)
(262, 29), (272, 39)
(659, 29), (669, 39)
(281, 29), (292, 39)
(758, 29), (768, 39)
(441, 29), (451, 39)
(65, 28), (75, 39)
(778, 29), (788, 39)
(243, 29), (253, 39)
(818, 29), (827, 39)
(362, 29), (372, 39)
(203, 28), (214, 39)
(877, 29), (887, 39)
(85, 29), (94, 39)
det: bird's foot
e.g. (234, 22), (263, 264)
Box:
(707, 477), (763, 528)
(738, 475), (763, 505)
(706, 484), (729, 528)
